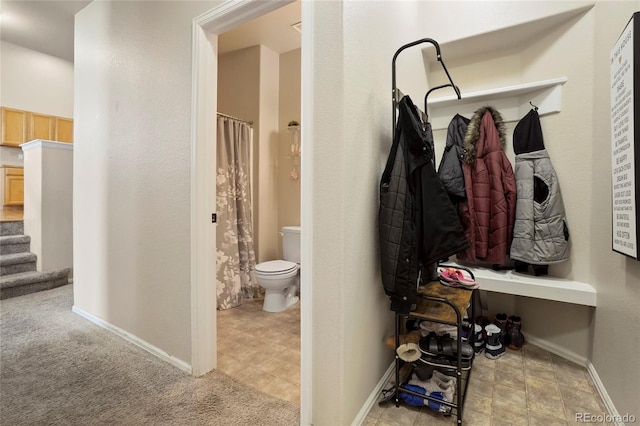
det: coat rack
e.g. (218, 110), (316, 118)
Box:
(392, 38), (461, 131)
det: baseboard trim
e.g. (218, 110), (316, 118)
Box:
(351, 361), (395, 426)
(521, 332), (588, 367)
(523, 333), (625, 424)
(72, 305), (192, 374)
(587, 361), (624, 426)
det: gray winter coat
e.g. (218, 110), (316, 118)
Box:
(510, 110), (569, 264)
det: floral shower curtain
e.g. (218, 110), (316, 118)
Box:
(216, 116), (259, 310)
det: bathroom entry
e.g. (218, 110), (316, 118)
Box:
(214, 0), (302, 406)
(215, 1), (302, 309)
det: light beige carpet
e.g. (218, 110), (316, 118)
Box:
(0, 284), (299, 425)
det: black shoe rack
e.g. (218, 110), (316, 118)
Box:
(391, 281), (477, 426)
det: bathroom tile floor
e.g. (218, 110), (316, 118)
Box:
(365, 344), (613, 426)
(216, 297), (300, 406)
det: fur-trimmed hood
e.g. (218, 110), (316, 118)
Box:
(462, 106), (507, 163)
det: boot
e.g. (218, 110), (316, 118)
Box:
(494, 313), (509, 347)
(507, 315), (525, 350)
(484, 323), (505, 359)
(473, 324), (484, 354)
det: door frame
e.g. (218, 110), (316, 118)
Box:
(189, 1), (312, 424)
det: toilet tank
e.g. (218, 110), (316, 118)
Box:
(282, 226), (301, 263)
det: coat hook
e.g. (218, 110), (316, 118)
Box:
(529, 101), (539, 111)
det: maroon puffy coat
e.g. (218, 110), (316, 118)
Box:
(457, 107), (516, 265)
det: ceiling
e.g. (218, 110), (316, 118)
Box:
(1, 1), (92, 62)
(218, 1), (301, 55)
(0, 0), (300, 63)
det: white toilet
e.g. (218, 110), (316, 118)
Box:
(255, 226), (301, 312)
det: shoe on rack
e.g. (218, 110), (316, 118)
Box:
(408, 375), (455, 403)
(438, 266), (477, 287)
(484, 323), (506, 360)
(419, 332), (474, 359)
(507, 315), (525, 350)
(495, 313), (509, 347)
(417, 353), (472, 370)
(431, 369), (456, 388)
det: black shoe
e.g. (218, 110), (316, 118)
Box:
(419, 332), (474, 359)
(417, 353), (471, 370)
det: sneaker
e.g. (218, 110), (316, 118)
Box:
(408, 375), (454, 402)
(417, 354), (471, 370)
(484, 323), (506, 359)
(507, 315), (525, 350)
(495, 313), (509, 347)
(431, 369), (457, 388)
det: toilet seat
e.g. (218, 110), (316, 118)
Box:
(255, 260), (298, 275)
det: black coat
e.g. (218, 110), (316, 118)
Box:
(438, 114), (470, 202)
(379, 96), (468, 314)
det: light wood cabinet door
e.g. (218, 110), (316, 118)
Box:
(1, 107), (29, 147)
(3, 167), (24, 206)
(55, 117), (73, 143)
(29, 112), (56, 141)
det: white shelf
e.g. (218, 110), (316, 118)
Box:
(428, 78), (568, 130)
(445, 262), (597, 307)
(423, 5), (594, 67)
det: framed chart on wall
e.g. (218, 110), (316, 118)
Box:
(611, 12), (640, 260)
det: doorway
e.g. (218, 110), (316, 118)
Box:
(190, 1), (311, 424)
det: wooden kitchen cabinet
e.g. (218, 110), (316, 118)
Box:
(1, 107), (29, 147)
(29, 112), (56, 141)
(1, 107), (73, 146)
(55, 117), (73, 143)
(2, 167), (24, 206)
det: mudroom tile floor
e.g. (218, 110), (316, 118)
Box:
(365, 345), (612, 426)
(216, 297), (300, 406)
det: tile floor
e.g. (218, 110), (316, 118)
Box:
(216, 297), (300, 406)
(365, 344), (612, 426)
(217, 302), (611, 425)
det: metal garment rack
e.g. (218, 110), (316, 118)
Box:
(389, 39), (473, 426)
(392, 38), (461, 131)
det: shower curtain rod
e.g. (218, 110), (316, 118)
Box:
(217, 112), (254, 126)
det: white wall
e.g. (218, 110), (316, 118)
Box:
(278, 48), (301, 251)
(590, 1), (640, 418)
(258, 45), (280, 262)
(74, 0), (219, 365)
(0, 41), (74, 166)
(0, 41), (74, 117)
(22, 141), (73, 274)
(307, 1), (437, 423)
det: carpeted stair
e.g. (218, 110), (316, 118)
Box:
(0, 221), (70, 300)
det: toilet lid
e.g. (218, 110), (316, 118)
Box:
(255, 260), (298, 274)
